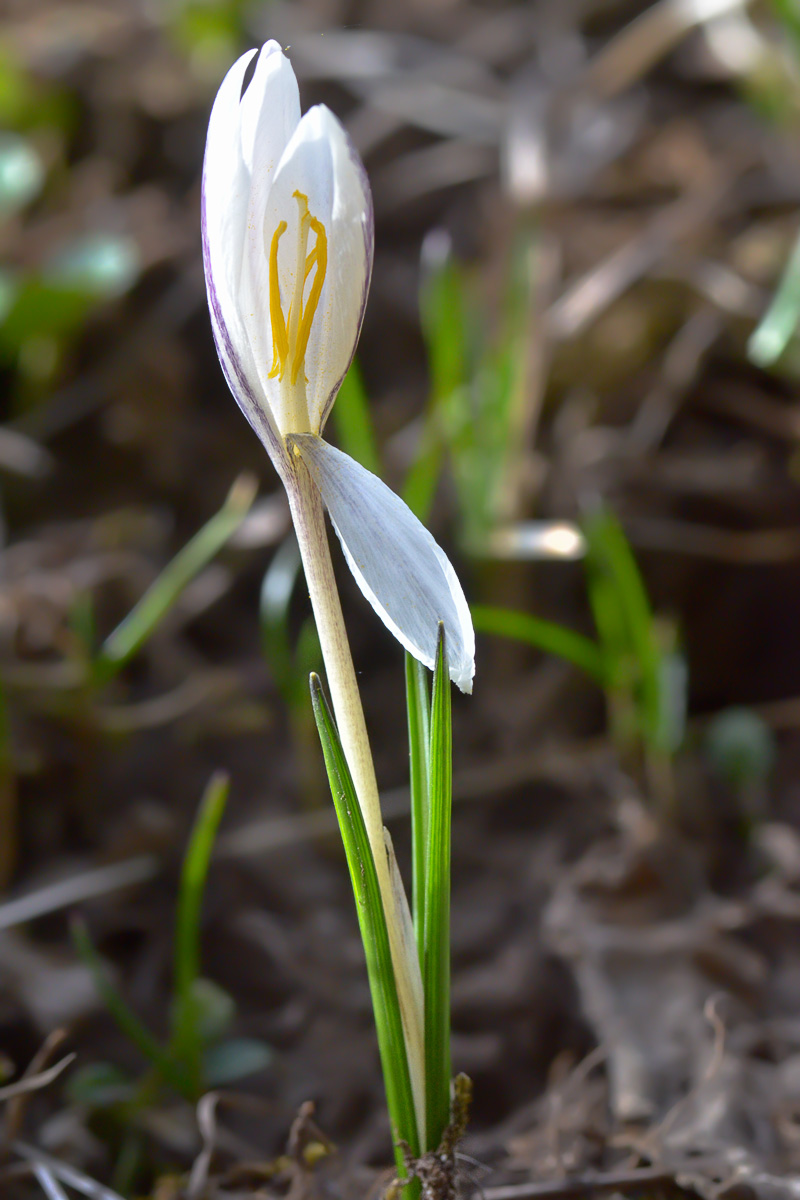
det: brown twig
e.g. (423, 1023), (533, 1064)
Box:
(476, 1165), (676, 1200)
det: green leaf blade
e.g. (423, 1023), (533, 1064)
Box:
(330, 359), (382, 478)
(94, 474), (257, 685)
(171, 771), (230, 1092)
(71, 917), (191, 1098)
(423, 625), (452, 1151)
(471, 604), (606, 685)
(406, 651), (431, 967)
(310, 674), (420, 1173)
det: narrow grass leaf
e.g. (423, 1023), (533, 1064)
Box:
(171, 771), (230, 1091)
(71, 917), (191, 1097)
(384, 827), (426, 1147)
(401, 428), (445, 524)
(423, 625), (452, 1151)
(259, 535), (303, 702)
(771, 0), (800, 56)
(472, 605), (607, 685)
(405, 651), (431, 964)
(329, 358), (382, 478)
(584, 509), (662, 748)
(748, 226), (800, 368)
(404, 241), (468, 523)
(310, 674), (421, 1172)
(94, 474), (257, 684)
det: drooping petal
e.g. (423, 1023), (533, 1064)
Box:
(242, 105), (373, 436)
(202, 42), (299, 471)
(291, 436), (475, 692)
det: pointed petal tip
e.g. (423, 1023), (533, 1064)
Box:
(453, 663), (474, 695)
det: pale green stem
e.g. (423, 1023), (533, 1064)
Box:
(286, 452), (426, 1145)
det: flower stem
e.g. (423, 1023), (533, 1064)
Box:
(286, 452), (426, 1146)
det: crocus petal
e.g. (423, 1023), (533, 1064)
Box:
(202, 42), (299, 471)
(291, 435), (475, 692)
(241, 105), (373, 435)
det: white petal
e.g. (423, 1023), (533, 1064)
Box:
(239, 41), (300, 178)
(238, 44), (301, 408)
(304, 107), (373, 433)
(292, 436), (475, 692)
(202, 44), (295, 469)
(202, 48), (255, 321)
(242, 106), (373, 435)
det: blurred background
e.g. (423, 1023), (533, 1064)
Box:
(3, 0), (800, 1196)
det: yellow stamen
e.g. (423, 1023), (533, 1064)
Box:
(268, 220), (288, 379)
(267, 192), (328, 392)
(291, 214), (327, 385)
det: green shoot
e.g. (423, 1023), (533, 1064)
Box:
(748, 225), (800, 368)
(71, 917), (192, 1098)
(404, 242), (468, 522)
(171, 771), (230, 1094)
(471, 605), (607, 685)
(407, 230), (542, 550)
(310, 673), (420, 1175)
(583, 507), (665, 756)
(422, 626), (452, 1150)
(406, 652), (431, 967)
(472, 510), (686, 810)
(93, 473), (257, 685)
(330, 358), (383, 478)
(260, 536), (323, 806)
(72, 772), (270, 1107)
(771, 0), (800, 58)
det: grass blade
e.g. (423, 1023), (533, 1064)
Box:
(310, 674), (421, 1173)
(405, 651), (431, 965)
(404, 239), (469, 522)
(171, 771), (230, 1092)
(259, 535), (303, 702)
(330, 359), (382, 478)
(584, 509), (662, 742)
(423, 625), (452, 1151)
(771, 0), (800, 57)
(93, 474), (257, 684)
(71, 918), (190, 1097)
(748, 225), (800, 368)
(471, 605), (607, 685)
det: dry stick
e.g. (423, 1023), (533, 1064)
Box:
(476, 1166), (676, 1200)
(0, 1054), (75, 1103)
(12, 1143), (125, 1200)
(547, 183), (727, 343)
(30, 1163), (70, 1200)
(0, 855), (157, 931)
(285, 453), (426, 1147)
(585, 0), (747, 100)
(4, 1030), (70, 1145)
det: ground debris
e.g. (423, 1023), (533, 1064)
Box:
(387, 1075), (473, 1200)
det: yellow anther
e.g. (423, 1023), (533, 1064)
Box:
(267, 192), (328, 391)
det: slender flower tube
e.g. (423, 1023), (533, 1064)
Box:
(202, 42), (475, 1144)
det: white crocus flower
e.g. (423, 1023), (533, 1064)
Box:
(203, 41), (477, 1149)
(202, 40), (475, 693)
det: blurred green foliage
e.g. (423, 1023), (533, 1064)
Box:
(404, 230), (541, 551)
(71, 773), (271, 1189)
(473, 506), (687, 811)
